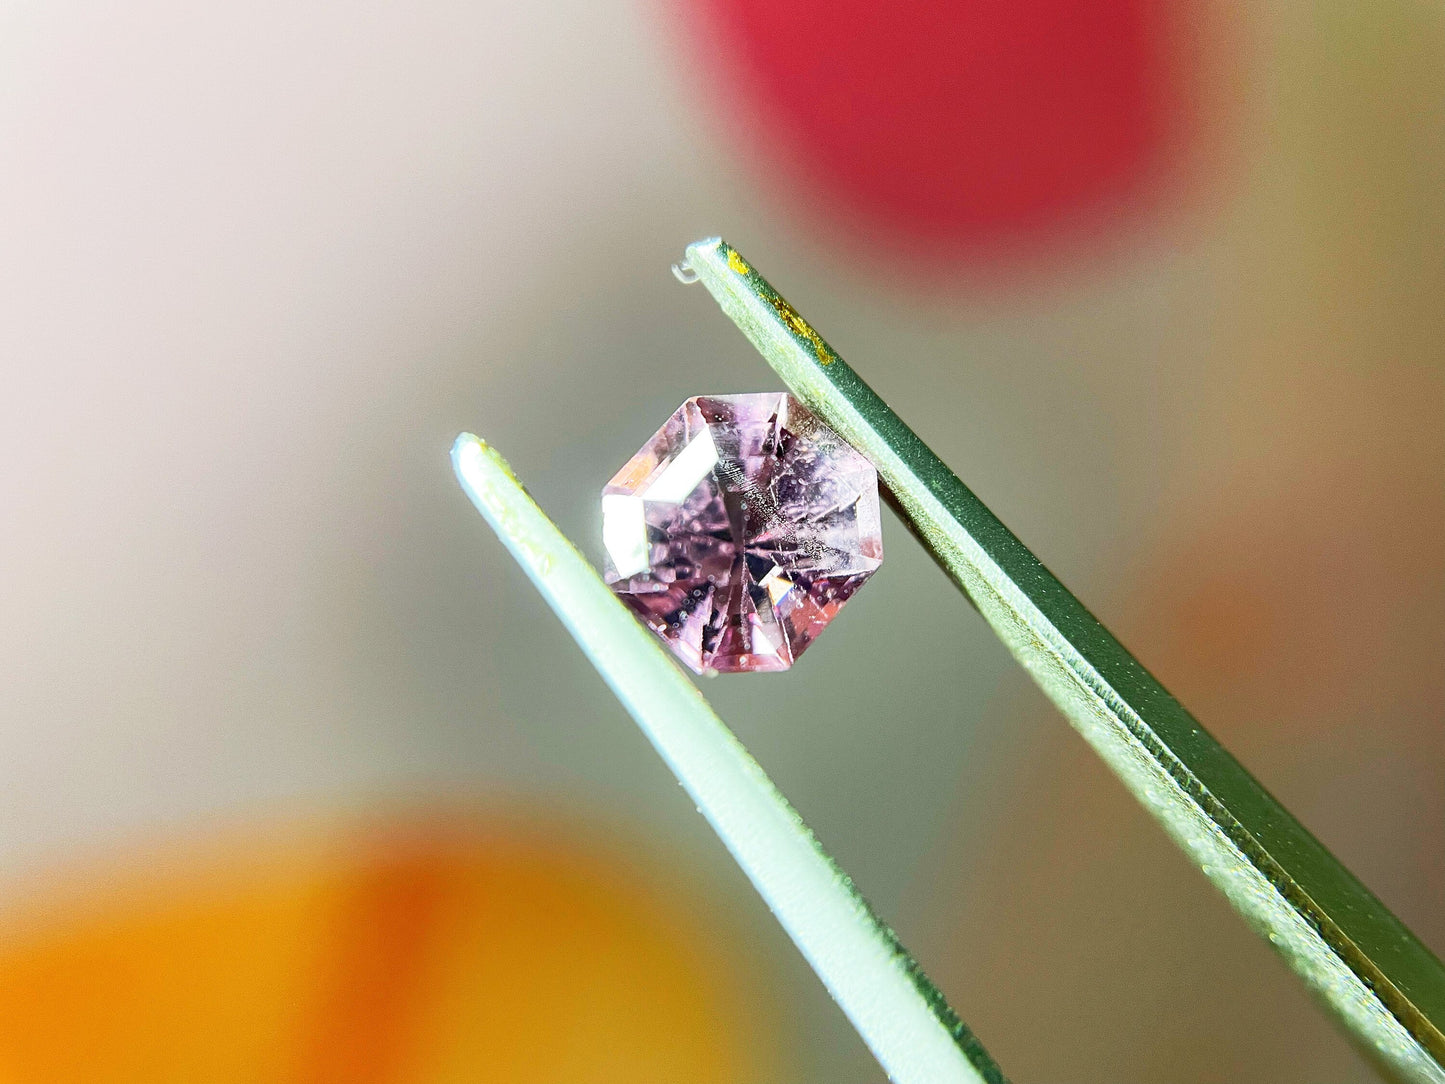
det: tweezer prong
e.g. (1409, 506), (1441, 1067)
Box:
(683, 236), (1445, 1084)
(452, 435), (1005, 1084)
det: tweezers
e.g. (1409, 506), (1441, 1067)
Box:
(453, 237), (1445, 1083)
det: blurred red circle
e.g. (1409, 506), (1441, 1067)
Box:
(687, 0), (1180, 260)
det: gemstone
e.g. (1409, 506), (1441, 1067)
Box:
(602, 393), (883, 674)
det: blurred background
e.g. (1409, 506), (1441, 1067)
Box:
(2, 0), (1443, 1080)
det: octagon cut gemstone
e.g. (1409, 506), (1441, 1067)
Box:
(602, 393), (882, 674)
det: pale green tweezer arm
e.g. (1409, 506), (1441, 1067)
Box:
(453, 435), (1005, 1084)
(677, 237), (1445, 1083)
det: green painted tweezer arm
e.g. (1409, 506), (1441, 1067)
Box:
(678, 237), (1445, 1083)
(453, 435), (1005, 1084)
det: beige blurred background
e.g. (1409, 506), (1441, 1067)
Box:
(1, 1), (1442, 1081)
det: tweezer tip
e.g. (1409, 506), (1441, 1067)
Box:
(451, 430), (484, 457)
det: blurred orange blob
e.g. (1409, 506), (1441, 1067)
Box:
(0, 815), (778, 1084)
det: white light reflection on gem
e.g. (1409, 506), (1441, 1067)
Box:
(761, 567), (793, 606)
(602, 494), (648, 578)
(642, 426), (717, 503)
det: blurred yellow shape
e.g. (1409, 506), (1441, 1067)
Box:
(0, 850), (328, 1084)
(0, 815), (776, 1084)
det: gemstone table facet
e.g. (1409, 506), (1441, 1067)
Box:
(602, 393), (883, 674)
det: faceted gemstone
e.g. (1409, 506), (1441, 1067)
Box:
(602, 393), (882, 674)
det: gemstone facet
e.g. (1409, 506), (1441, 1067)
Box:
(602, 393), (883, 674)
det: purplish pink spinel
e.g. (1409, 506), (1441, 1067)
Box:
(602, 393), (882, 674)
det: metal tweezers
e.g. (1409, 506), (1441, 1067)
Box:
(454, 237), (1445, 1083)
